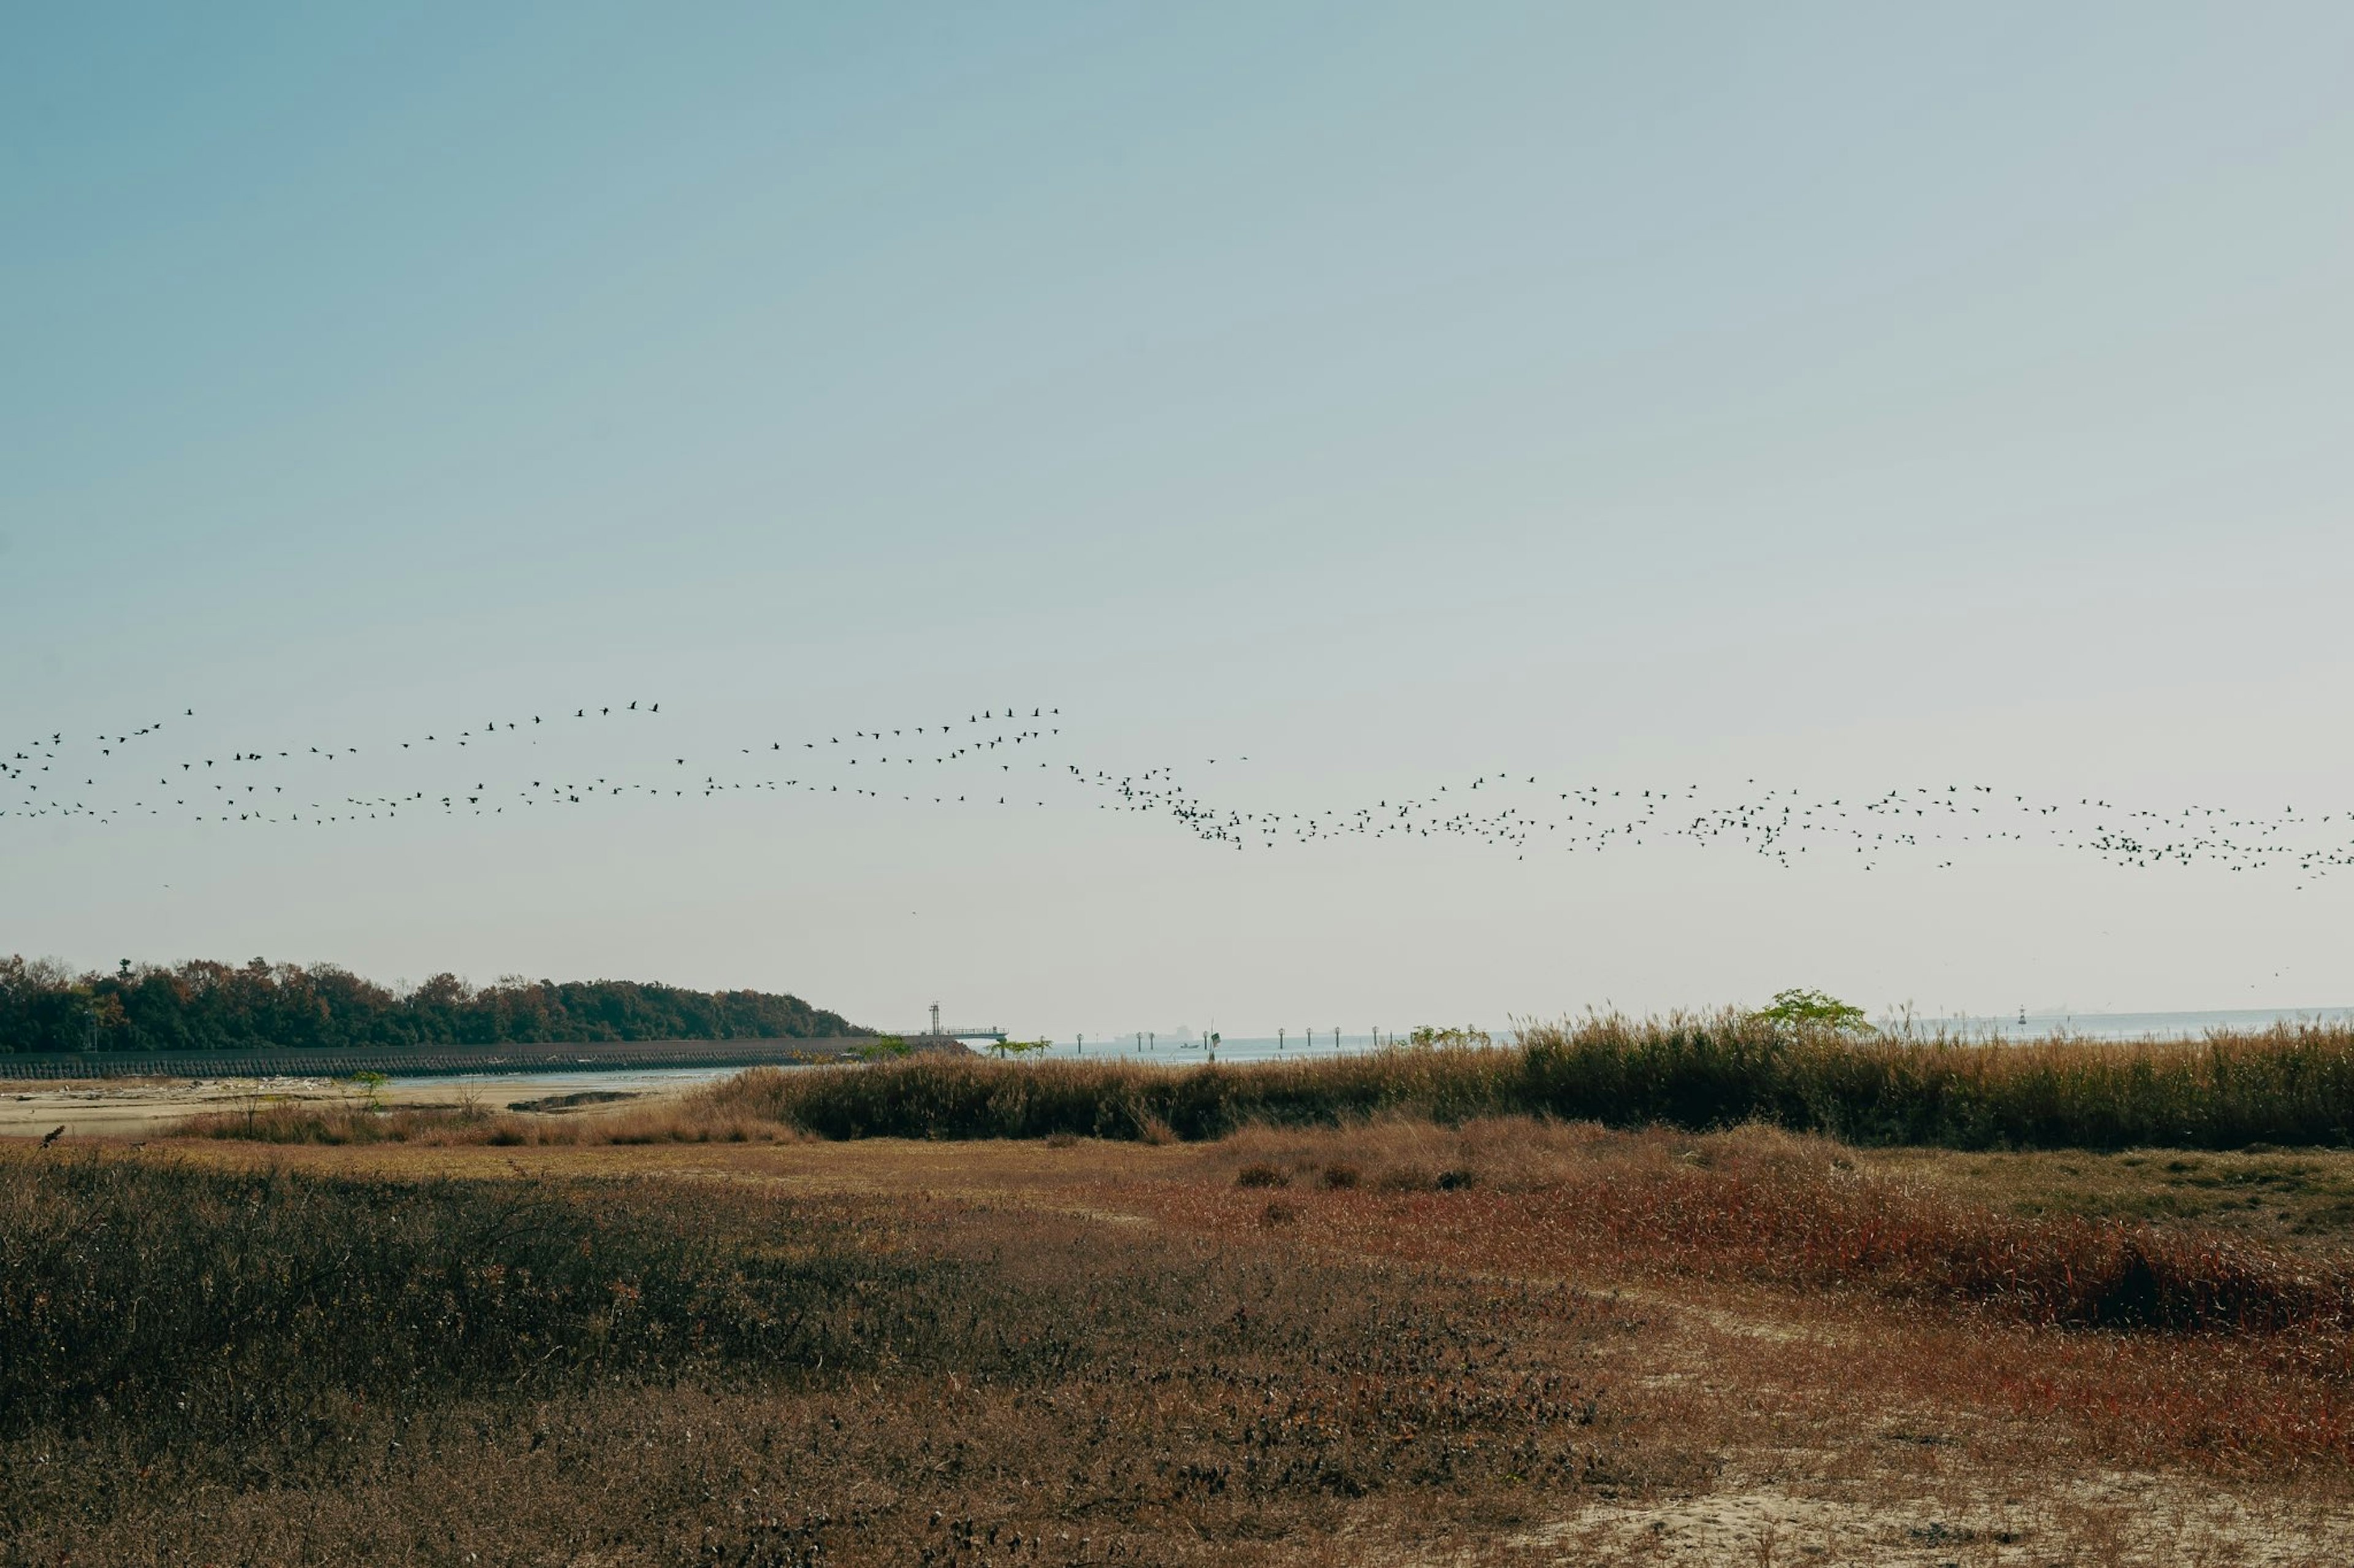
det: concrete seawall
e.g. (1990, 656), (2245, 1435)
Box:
(0, 1035), (975, 1081)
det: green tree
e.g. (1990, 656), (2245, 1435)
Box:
(1405, 1026), (1493, 1049)
(1750, 988), (1872, 1033)
(0, 954), (872, 1054)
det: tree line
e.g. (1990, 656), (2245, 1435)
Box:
(0, 956), (869, 1054)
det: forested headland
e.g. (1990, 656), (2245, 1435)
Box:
(0, 956), (869, 1054)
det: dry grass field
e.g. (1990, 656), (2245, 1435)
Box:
(8, 1100), (2354, 1565)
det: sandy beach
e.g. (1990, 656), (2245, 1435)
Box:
(0, 1071), (696, 1140)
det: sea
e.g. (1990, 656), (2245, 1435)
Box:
(1908, 1007), (2354, 1043)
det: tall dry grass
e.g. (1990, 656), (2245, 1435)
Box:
(0, 1151), (1640, 1564)
(1155, 1117), (2354, 1474)
(1518, 1014), (2354, 1150)
(703, 1016), (2354, 1151)
(1200, 1117), (2354, 1338)
(177, 1095), (791, 1147)
(0, 1156), (892, 1441)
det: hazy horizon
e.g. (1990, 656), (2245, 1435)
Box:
(9, 4), (2354, 1036)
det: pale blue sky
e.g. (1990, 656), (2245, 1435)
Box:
(7, 4), (2354, 1034)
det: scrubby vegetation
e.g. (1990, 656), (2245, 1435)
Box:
(0, 954), (866, 1054)
(0, 1151), (1635, 1564)
(1157, 1120), (2354, 1479)
(175, 1014), (2354, 1159)
(18, 1106), (2354, 1559)
(178, 1094), (788, 1147)
(1202, 1119), (2354, 1338)
(0, 1159), (874, 1433)
(697, 1016), (2354, 1151)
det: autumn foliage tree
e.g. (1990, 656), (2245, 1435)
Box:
(0, 955), (866, 1054)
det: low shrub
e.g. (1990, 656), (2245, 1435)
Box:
(0, 1146), (1635, 1563)
(0, 1157), (948, 1442)
(178, 1099), (788, 1147)
(1214, 1119), (2354, 1338)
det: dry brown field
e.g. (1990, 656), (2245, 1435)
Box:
(8, 1112), (2354, 1566)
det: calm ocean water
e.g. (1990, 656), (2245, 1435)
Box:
(1928, 1007), (2354, 1042)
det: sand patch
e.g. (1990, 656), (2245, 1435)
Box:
(0, 1078), (340, 1140)
(0, 1073), (694, 1140)
(1515, 1467), (2354, 1566)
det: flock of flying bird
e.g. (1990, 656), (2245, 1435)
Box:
(1, 704), (1070, 824)
(1115, 771), (2352, 883)
(5, 702), (2350, 884)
